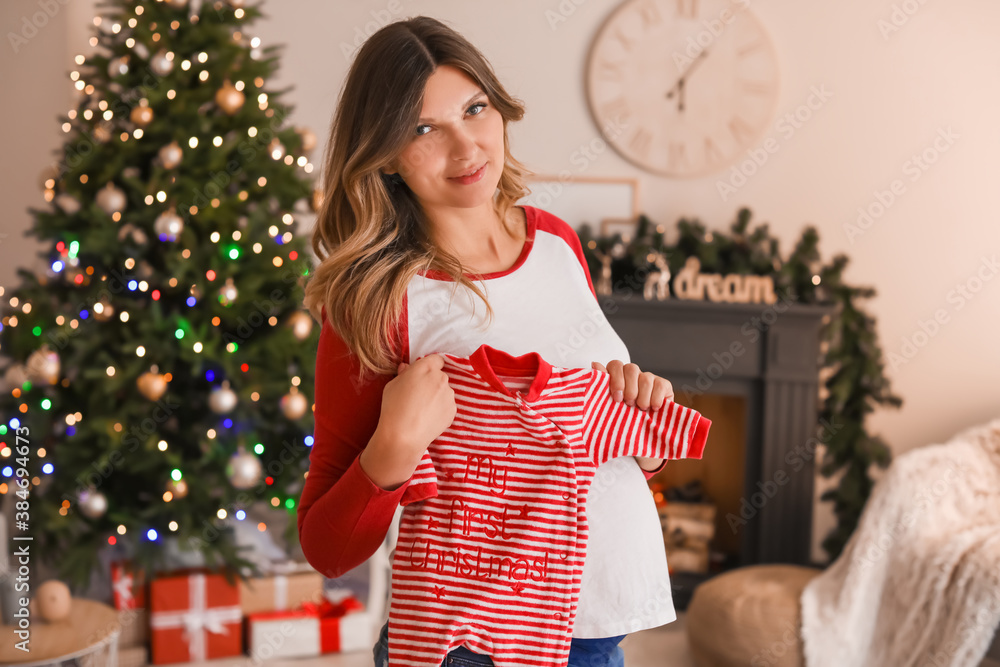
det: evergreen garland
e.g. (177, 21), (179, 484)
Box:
(576, 208), (903, 562)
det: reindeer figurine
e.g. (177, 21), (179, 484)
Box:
(643, 250), (672, 301)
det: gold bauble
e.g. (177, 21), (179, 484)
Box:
(26, 346), (60, 385)
(138, 367), (168, 401)
(158, 141), (183, 169)
(218, 277), (238, 306)
(280, 387), (308, 420)
(93, 121), (113, 143)
(288, 311), (313, 341)
(130, 104), (154, 127)
(96, 182), (127, 215)
(209, 380), (238, 414)
(215, 81), (244, 115)
(268, 138), (285, 160)
(93, 298), (115, 322)
(151, 50), (174, 77)
(166, 478), (188, 498)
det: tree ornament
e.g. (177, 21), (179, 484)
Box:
(280, 387), (308, 420)
(35, 580), (72, 623)
(165, 0), (188, 7)
(3, 364), (30, 390)
(209, 380), (238, 414)
(93, 298), (115, 322)
(136, 261), (154, 280)
(150, 50), (174, 77)
(130, 100), (154, 128)
(108, 54), (130, 78)
(158, 141), (183, 169)
(166, 478), (188, 499)
(93, 121), (113, 143)
(218, 278), (238, 306)
(154, 208), (184, 242)
(117, 223), (148, 246)
(215, 80), (244, 115)
(26, 346), (60, 385)
(268, 138), (285, 160)
(96, 183), (127, 215)
(287, 310), (313, 341)
(296, 127), (317, 153)
(226, 449), (262, 489)
(137, 366), (168, 401)
(78, 489), (108, 519)
(54, 193), (81, 214)
(229, 0), (245, 7)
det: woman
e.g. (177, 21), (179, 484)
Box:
(298, 15), (677, 667)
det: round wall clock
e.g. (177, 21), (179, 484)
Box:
(585, 0), (780, 178)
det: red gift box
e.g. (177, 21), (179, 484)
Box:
(111, 560), (147, 610)
(149, 570), (243, 664)
(246, 597), (371, 658)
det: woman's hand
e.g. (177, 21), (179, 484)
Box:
(591, 360), (674, 473)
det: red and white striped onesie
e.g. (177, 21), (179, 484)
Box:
(386, 343), (711, 667)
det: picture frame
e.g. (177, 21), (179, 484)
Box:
(599, 217), (639, 243)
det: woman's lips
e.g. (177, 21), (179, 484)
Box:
(448, 163), (486, 185)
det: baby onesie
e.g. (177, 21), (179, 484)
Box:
(386, 343), (712, 667)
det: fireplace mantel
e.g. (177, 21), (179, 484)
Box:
(601, 294), (835, 567)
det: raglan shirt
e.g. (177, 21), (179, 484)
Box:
(297, 205), (680, 639)
(386, 343), (711, 667)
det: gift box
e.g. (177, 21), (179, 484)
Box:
(238, 562), (324, 615)
(246, 596), (372, 658)
(111, 560), (147, 610)
(149, 570), (243, 664)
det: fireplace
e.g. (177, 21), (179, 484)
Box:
(601, 294), (833, 607)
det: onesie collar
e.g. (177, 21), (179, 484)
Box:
(468, 344), (552, 403)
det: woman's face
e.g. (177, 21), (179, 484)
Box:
(387, 65), (505, 211)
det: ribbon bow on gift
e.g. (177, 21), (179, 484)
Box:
(113, 571), (134, 606)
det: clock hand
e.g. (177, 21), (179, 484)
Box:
(665, 48), (710, 112)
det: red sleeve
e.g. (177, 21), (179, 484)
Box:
(296, 306), (411, 579)
(640, 460), (667, 479)
(534, 208), (598, 300)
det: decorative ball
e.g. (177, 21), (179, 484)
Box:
(108, 55), (130, 78)
(3, 364), (30, 390)
(54, 193), (81, 214)
(136, 261), (154, 280)
(93, 121), (113, 143)
(280, 387), (308, 420)
(215, 81), (244, 115)
(288, 311), (313, 341)
(96, 183), (126, 215)
(26, 346), (60, 385)
(158, 141), (183, 169)
(35, 580), (72, 623)
(229, 0), (245, 7)
(78, 489), (108, 519)
(165, 0), (188, 7)
(218, 278), (238, 306)
(166, 478), (188, 498)
(226, 451), (262, 489)
(138, 369), (168, 401)
(93, 298), (115, 322)
(297, 127), (317, 153)
(117, 223), (148, 246)
(154, 209), (184, 242)
(151, 50), (174, 77)
(209, 381), (238, 414)
(268, 138), (285, 160)
(130, 103), (154, 128)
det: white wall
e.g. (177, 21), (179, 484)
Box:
(3, 0), (999, 564)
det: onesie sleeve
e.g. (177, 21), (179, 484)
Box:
(399, 452), (438, 506)
(581, 369), (711, 466)
(296, 308), (414, 579)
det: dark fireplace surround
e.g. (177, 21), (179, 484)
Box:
(600, 294), (833, 575)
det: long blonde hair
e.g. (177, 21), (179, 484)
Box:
(304, 16), (534, 385)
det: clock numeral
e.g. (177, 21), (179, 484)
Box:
(676, 0), (698, 19)
(637, 0), (663, 28)
(596, 58), (626, 82)
(628, 128), (653, 161)
(668, 141), (689, 170)
(739, 80), (774, 97)
(728, 116), (756, 144)
(600, 96), (633, 126)
(612, 26), (637, 52)
(703, 136), (724, 165)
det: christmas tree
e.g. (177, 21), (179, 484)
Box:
(0, 0), (320, 589)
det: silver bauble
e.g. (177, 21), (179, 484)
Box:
(209, 381), (238, 414)
(3, 364), (30, 390)
(54, 193), (81, 214)
(226, 451), (262, 490)
(78, 490), (108, 519)
(96, 183), (127, 215)
(268, 138), (285, 160)
(151, 50), (174, 77)
(218, 278), (238, 306)
(280, 387), (308, 420)
(288, 311), (313, 341)
(154, 209), (184, 242)
(158, 141), (183, 168)
(108, 55), (130, 78)
(117, 223), (148, 246)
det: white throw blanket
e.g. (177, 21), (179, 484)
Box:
(801, 417), (1000, 667)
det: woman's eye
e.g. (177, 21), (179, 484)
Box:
(415, 102), (488, 136)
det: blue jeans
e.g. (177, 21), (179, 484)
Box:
(372, 620), (626, 666)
